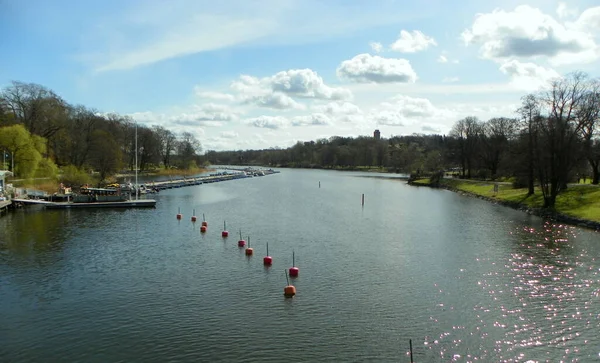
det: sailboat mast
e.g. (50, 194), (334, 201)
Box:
(135, 122), (138, 200)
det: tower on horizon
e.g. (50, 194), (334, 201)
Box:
(374, 129), (381, 140)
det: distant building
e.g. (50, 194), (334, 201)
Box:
(373, 129), (381, 140)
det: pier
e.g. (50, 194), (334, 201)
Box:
(46, 199), (157, 209)
(144, 168), (279, 191)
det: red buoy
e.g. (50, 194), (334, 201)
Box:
(289, 251), (299, 277)
(200, 225), (207, 233)
(238, 230), (246, 247)
(202, 213), (208, 227)
(284, 270), (296, 298)
(191, 209), (197, 222)
(245, 236), (253, 255)
(263, 242), (272, 266)
(222, 220), (229, 237)
(176, 207), (182, 220)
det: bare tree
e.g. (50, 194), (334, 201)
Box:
(577, 79), (600, 184)
(517, 94), (541, 195)
(480, 117), (519, 179)
(152, 126), (177, 168)
(450, 116), (482, 178)
(535, 71), (590, 208)
(176, 132), (202, 169)
(0, 81), (68, 140)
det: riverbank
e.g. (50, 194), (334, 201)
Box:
(409, 178), (600, 231)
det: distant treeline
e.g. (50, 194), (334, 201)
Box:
(0, 81), (204, 186)
(206, 71), (600, 209)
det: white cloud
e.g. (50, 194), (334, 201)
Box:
(94, 14), (279, 72)
(461, 5), (599, 65)
(314, 101), (362, 116)
(575, 6), (600, 32)
(556, 3), (579, 19)
(230, 69), (351, 110)
(370, 95), (455, 127)
(337, 53), (418, 83)
(195, 89), (236, 102)
(242, 92), (306, 110)
(291, 113), (332, 126)
(390, 30), (437, 53)
(370, 42), (383, 53)
(269, 69), (351, 100)
(130, 103), (240, 128)
(499, 60), (561, 91)
(437, 55), (448, 63)
(220, 131), (239, 138)
(246, 115), (289, 129)
(442, 77), (459, 83)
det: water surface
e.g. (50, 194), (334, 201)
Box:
(1, 169), (599, 362)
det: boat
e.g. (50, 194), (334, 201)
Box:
(72, 187), (130, 203)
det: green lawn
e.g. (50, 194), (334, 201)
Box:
(413, 178), (600, 223)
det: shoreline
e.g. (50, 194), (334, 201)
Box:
(408, 179), (600, 232)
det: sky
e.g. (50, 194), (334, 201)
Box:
(1, 0), (599, 152)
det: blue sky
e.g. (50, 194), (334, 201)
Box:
(1, 0), (599, 151)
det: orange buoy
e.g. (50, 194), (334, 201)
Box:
(200, 225), (207, 233)
(289, 251), (299, 277)
(222, 220), (229, 237)
(201, 213), (208, 227)
(238, 230), (246, 247)
(245, 236), (253, 256)
(191, 209), (197, 222)
(176, 207), (182, 220)
(284, 270), (296, 298)
(263, 242), (272, 266)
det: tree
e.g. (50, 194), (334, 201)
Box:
(0, 124), (50, 178)
(517, 94), (541, 194)
(450, 116), (482, 178)
(0, 81), (68, 142)
(153, 126), (177, 168)
(535, 71), (590, 208)
(89, 130), (122, 182)
(480, 117), (519, 179)
(577, 80), (600, 184)
(176, 132), (202, 169)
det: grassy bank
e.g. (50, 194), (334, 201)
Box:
(410, 177), (600, 227)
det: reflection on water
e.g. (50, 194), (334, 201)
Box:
(1, 169), (599, 362)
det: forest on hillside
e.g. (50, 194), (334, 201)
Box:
(205, 72), (600, 208)
(0, 81), (204, 186)
(1, 71), (598, 208)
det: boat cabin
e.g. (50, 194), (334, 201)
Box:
(74, 187), (130, 203)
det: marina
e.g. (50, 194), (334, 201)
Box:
(2, 167), (279, 211)
(142, 167), (279, 191)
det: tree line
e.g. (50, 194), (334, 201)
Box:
(205, 71), (599, 209)
(0, 81), (203, 185)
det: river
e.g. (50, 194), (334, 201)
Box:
(1, 169), (599, 362)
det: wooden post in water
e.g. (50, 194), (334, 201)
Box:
(319, 181), (321, 188)
(361, 193), (364, 206)
(409, 339), (414, 363)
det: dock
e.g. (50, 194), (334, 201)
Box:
(45, 199), (156, 209)
(144, 168), (278, 191)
